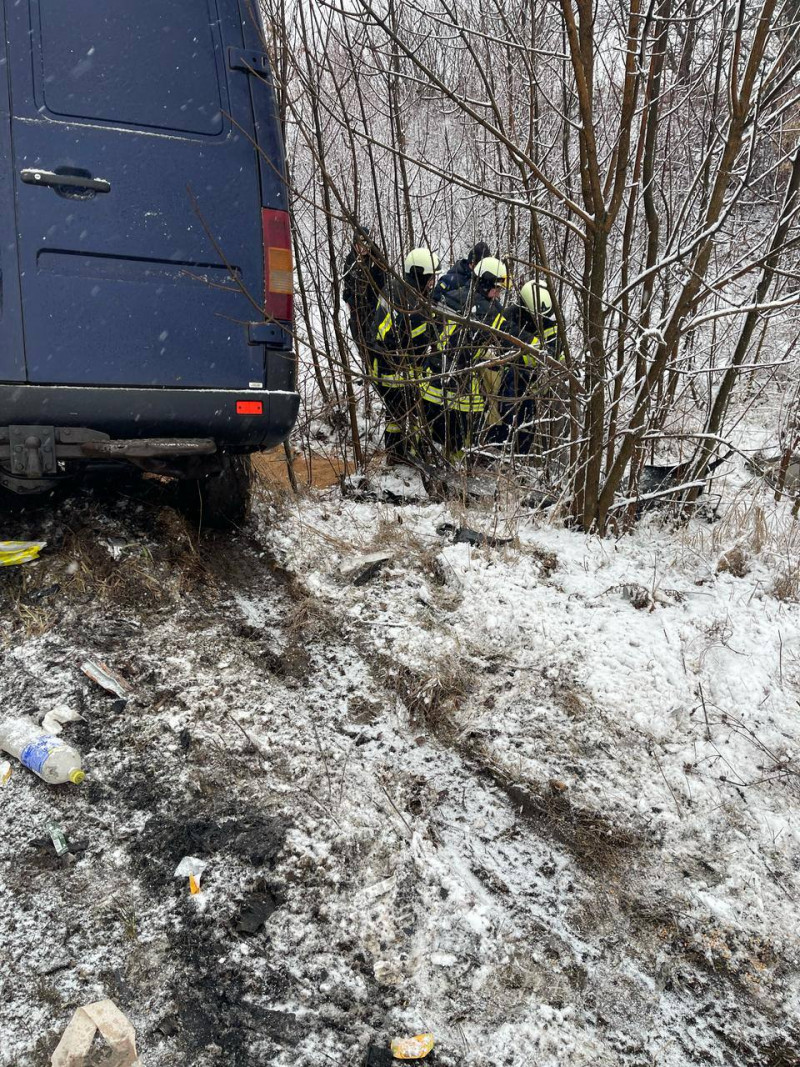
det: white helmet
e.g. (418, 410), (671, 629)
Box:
(520, 280), (553, 317)
(403, 248), (440, 276)
(473, 256), (509, 288)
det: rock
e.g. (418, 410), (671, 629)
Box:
(365, 1045), (394, 1066)
(621, 583), (652, 610)
(436, 523), (512, 548)
(340, 552), (393, 585)
(717, 547), (750, 577)
(235, 889), (278, 935)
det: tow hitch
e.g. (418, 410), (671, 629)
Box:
(0, 426), (216, 494)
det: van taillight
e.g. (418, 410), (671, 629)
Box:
(262, 208), (293, 322)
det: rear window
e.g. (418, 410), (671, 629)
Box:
(37, 0), (224, 136)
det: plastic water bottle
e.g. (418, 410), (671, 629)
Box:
(0, 716), (85, 785)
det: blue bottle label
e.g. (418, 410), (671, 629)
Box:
(20, 735), (64, 776)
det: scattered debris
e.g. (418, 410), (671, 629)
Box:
(750, 451), (800, 491)
(47, 821), (70, 857)
(390, 1032), (435, 1060)
(0, 760), (11, 786)
(0, 715), (85, 785)
(549, 779), (569, 794)
(343, 469), (428, 504)
(633, 453), (732, 509)
(436, 522), (513, 548)
(441, 471), (497, 500)
(521, 487), (558, 509)
(235, 889), (278, 935)
(81, 659), (134, 700)
(51, 998), (140, 1067)
(0, 540), (46, 567)
(173, 856), (208, 893)
(104, 538), (144, 561)
(42, 706), (84, 735)
(340, 552), (394, 586)
(154, 1015), (180, 1038)
(23, 582), (61, 603)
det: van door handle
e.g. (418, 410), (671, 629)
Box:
(20, 169), (111, 194)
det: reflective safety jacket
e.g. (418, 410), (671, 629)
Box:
(421, 284), (509, 412)
(504, 304), (560, 367)
(369, 278), (437, 388)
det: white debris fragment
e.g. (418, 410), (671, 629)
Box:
(42, 705), (83, 735)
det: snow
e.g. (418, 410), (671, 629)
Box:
(0, 457), (799, 1064)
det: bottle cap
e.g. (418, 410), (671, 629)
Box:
(69, 769), (86, 785)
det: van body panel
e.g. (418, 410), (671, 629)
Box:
(0, 21), (25, 382)
(0, 383), (300, 449)
(5, 0), (273, 390)
(238, 16), (289, 214)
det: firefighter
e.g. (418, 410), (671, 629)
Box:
(421, 256), (510, 462)
(433, 242), (492, 302)
(342, 229), (386, 364)
(497, 279), (560, 454)
(369, 248), (439, 462)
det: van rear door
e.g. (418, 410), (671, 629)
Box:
(7, 0), (268, 390)
(0, 14), (25, 383)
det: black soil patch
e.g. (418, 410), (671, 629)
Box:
(131, 811), (288, 888)
(159, 908), (302, 1065)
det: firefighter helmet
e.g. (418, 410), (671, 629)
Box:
(520, 280), (553, 317)
(403, 248), (440, 276)
(473, 257), (509, 289)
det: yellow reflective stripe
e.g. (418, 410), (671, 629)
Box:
(437, 320), (458, 352)
(410, 322), (427, 338)
(420, 382), (444, 404)
(544, 325), (558, 340)
(491, 313), (506, 330)
(377, 310), (393, 341)
(422, 375), (484, 410)
(372, 357), (406, 388)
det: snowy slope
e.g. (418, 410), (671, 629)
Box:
(0, 471), (798, 1066)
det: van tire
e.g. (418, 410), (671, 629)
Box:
(177, 454), (252, 529)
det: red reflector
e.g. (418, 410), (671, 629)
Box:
(236, 400), (263, 415)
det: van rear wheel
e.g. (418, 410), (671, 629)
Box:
(176, 454), (252, 529)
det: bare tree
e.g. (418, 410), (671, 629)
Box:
(254, 0), (800, 530)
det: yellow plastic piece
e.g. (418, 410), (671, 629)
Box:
(0, 541), (45, 567)
(1, 761), (11, 786)
(390, 1033), (435, 1060)
(189, 874), (200, 895)
(69, 769), (86, 785)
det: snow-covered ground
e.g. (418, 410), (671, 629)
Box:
(1, 446), (799, 1065)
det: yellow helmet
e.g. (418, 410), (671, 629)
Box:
(520, 280), (553, 316)
(473, 257), (509, 288)
(403, 248), (440, 276)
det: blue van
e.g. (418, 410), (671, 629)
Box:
(0, 1), (298, 521)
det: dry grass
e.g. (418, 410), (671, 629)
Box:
(393, 660), (474, 731)
(0, 495), (215, 643)
(771, 566), (800, 603)
(469, 739), (644, 873)
(717, 546), (751, 577)
(678, 484), (800, 604)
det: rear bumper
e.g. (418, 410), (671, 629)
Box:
(0, 383), (300, 450)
